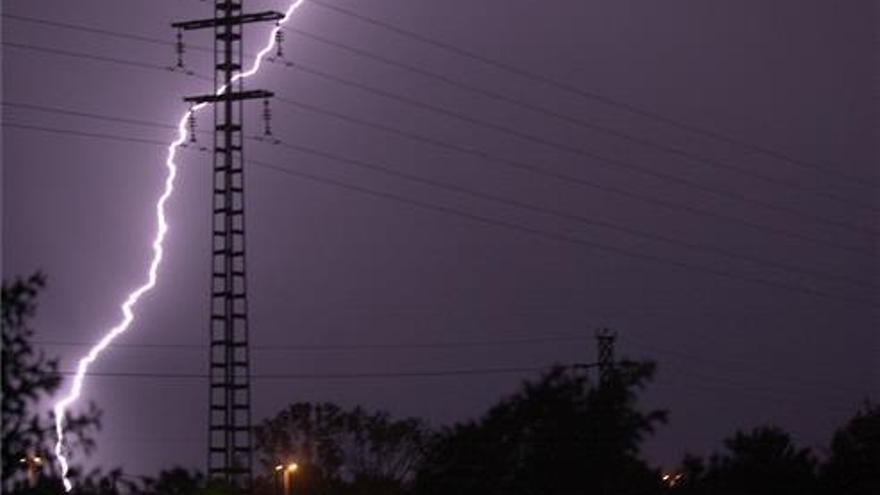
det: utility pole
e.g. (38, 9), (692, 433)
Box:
(595, 328), (617, 495)
(596, 328), (616, 387)
(172, 2), (283, 490)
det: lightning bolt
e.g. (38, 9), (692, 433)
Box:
(52, 1), (307, 491)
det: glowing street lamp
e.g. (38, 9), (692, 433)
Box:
(274, 461), (298, 495)
(19, 454), (44, 487)
(662, 472), (684, 488)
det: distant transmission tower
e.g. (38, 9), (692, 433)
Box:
(595, 328), (616, 387)
(173, 2), (283, 489)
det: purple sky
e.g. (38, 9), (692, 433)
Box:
(3, 0), (877, 478)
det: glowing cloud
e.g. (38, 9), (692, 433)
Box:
(52, 1), (307, 491)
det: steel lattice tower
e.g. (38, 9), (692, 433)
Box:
(596, 328), (617, 387)
(173, 2), (283, 489)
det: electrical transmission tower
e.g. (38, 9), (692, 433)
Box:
(173, 2), (283, 490)
(595, 328), (616, 387)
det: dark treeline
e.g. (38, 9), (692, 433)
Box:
(3, 274), (878, 495)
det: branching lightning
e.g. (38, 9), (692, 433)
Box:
(51, 1), (307, 491)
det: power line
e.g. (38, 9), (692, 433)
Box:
(2, 41), (209, 81)
(308, 0), (879, 189)
(619, 336), (870, 396)
(2, 13), (183, 49)
(35, 334), (592, 351)
(284, 25), (877, 213)
(39, 330), (868, 402)
(4, 121), (876, 306)
(654, 379), (860, 418)
(7, 132), (863, 393)
(31, 331), (875, 396)
(273, 138), (876, 290)
(658, 364), (869, 406)
(0, 12), (219, 56)
(2, 101), (180, 131)
(245, 156), (877, 306)
(274, 97), (875, 256)
(8, 100), (875, 288)
(3, 35), (875, 237)
(3, 122), (169, 147)
(283, 62), (878, 238)
(54, 366), (868, 411)
(7, 98), (873, 258)
(61, 365), (556, 380)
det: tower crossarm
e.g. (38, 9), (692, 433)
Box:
(172, 11), (284, 31)
(184, 90), (274, 104)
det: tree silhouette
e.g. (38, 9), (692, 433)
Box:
(412, 361), (667, 495)
(820, 403), (880, 494)
(134, 467), (206, 495)
(688, 426), (817, 495)
(253, 402), (431, 495)
(1, 273), (102, 493)
(71, 468), (140, 495)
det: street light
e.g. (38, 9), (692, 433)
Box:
(662, 472), (684, 488)
(19, 454), (44, 487)
(274, 461), (298, 495)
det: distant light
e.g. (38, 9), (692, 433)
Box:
(274, 464), (284, 472)
(286, 463), (298, 472)
(662, 472), (684, 487)
(32, 457), (42, 464)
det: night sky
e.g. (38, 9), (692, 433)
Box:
(3, 0), (877, 478)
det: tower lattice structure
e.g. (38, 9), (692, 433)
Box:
(173, 2), (283, 489)
(596, 328), (617, 387)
